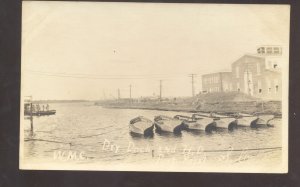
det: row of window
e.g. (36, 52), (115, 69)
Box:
(205, 82), (280, 94)
(203, 76), (219, 84)
(257, 85), (279, 94)
(207, 87), (220, 92)
(205, 62), (278, 84)
(257, 47), (282, 55)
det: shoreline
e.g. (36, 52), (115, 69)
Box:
(96, 100), (282, 116)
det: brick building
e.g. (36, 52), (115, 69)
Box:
(202, 72), (232, 93)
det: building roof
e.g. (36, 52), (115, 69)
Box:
(232, 53), (265, 66)
(202, 71), (231, 77)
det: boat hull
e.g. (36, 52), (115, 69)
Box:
(184, 118), (216, 132)
(25, 110), (56, 116)
(237, 116), (259, 127)
(129, 123), (154, 135)
(129, 116), (154, 136)
(154, 116), (184, 134)
(256, 115), (275, 126)
(215, 118), (237, 131)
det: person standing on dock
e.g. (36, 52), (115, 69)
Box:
(36, 104), (40, 112)
(42, 105), (45, 111)
(46, 104), (49, 111)
(32, 104), (36, 112)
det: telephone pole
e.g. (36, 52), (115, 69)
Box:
(189, 74), (196, 97)
(117, 88), (120, 100)
(129, 84), (132, 100)
(159, 80), (162, 101)
(103, 90), (106, 100)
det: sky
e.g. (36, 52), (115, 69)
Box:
(21, 2), (290, 100)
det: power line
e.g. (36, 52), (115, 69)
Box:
(25, 70), (191, 80)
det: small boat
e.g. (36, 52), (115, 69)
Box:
(24, 110), (56, 116)
(129, 116), (154, 136)
(174, 114), (216, 132)
(24, 99), (56, 117)
(154, 115), (185, 134)
(214, 117), (237, 131)
(255, 114), (275, 127)
(192, 113), (237, 131)
(236, 113), (259, 127)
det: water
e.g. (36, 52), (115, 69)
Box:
(22, 102), (283, 171)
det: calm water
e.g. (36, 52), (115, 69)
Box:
(23, 102), (283, 171)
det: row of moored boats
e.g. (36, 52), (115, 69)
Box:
(129, 112), (276, 136)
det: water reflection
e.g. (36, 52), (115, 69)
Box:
(129, 132), (154, 139)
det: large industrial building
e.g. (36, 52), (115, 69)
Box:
(202, 45), (282, 100)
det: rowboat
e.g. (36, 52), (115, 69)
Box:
(174, 115), (216, 132)
(255, 114), (275, 127)
(236, 113), (259, 127)
(154, 115), (185, 134)
(129, 116), (154, 136)
(192, 113), (236, 131)
(214, 117), (237, 131)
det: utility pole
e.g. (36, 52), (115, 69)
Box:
(246, 63), (251, 95)
(190, 74), (196, 97)
(220, 72), (223, 92)
(129, 84), (132, 100)
(159, 80), (162, 101)
(103, 90), (106, 100)
(117, 89), (120, 100)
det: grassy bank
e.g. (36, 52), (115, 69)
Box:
(95, 92), (282, 115)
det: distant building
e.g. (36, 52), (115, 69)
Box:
(202, 72), (232, 93)
(201, 45), (282, 100)
(231, 54), (281, 100)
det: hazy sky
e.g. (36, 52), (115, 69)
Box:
(22, 2), (290, 100)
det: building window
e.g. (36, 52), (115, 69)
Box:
(274, 47), (280, 54)
(273, 64), (278, 69)
(236, 67), (239, 78)
(257, 47), (265, 54)
(268, 61), (272, 69)
(258, 80), (262, 93)
(257, 63), (261, 75)
(267, 47), (272, 54)
(276, 85), (279, 93)
(215, 76), (219, 83)
(267, 78), (272, 94)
